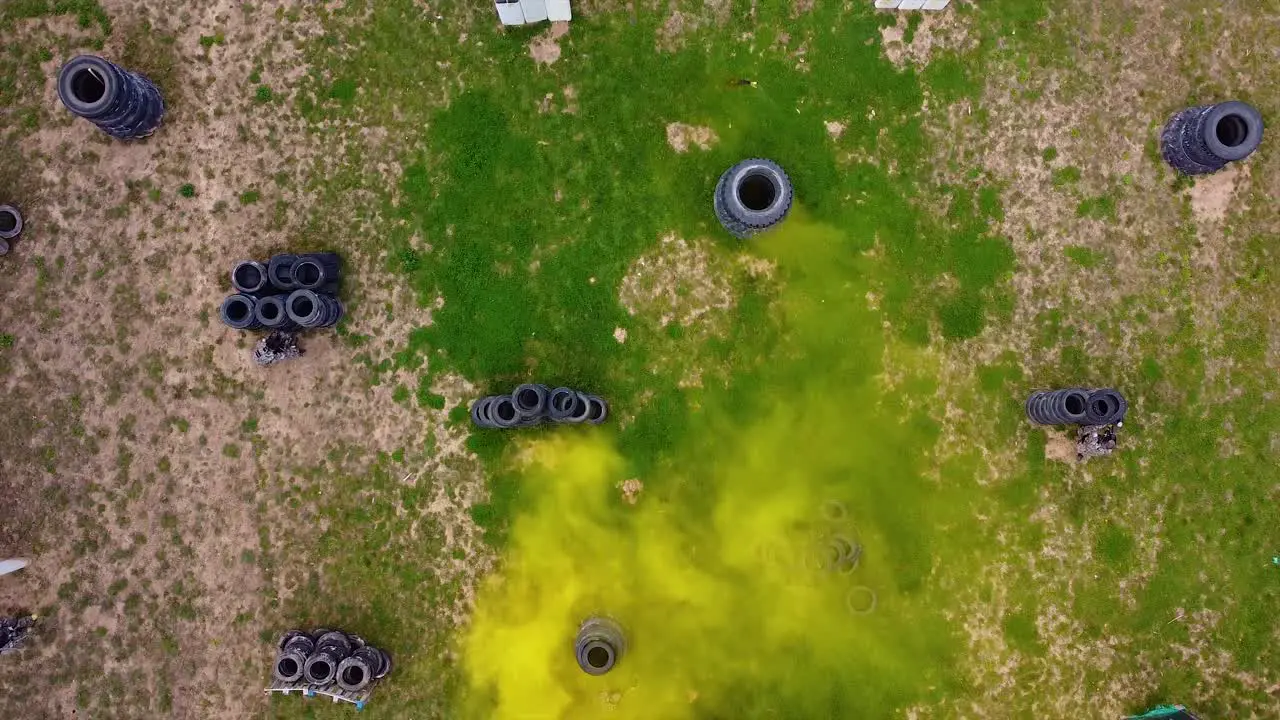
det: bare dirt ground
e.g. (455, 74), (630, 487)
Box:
(0, 1), (487, 716)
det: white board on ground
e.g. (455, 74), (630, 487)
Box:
(521, 0), (549, 22)
(495, 0), (525, 25)
(547, 0), (572, 21)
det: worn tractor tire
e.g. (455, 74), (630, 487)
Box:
(1160, 101), (1264, 176)
(292, 253), (342, 294)
(254, 294), (298, 331)
(268, 254), (299, 291)
(489, 396), (522, 428)
(714, 158), (793, 238)
(548, 387), (578, 422)
(231, 260), (269, 295)
(220, 294), (263, 330)
(286, 289), (343, 328)
(512, 383), (549, 418)
(336, 648), (380, 692)
(584, 395), (609, 425)
(56, 55), (164, 139)
(575, 617), (626, 676)
(1025, 388), (1090, 425)
(0, 205), (22, 241)
(1084, 388), (1128, 425)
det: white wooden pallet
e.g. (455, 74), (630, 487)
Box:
(875, 0), (951, 9)
(265, 679), (377, 711)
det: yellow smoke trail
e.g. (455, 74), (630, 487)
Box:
(463, 216), (956, 719)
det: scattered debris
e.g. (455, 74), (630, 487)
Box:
(0, 615), (36, 656)
(1076, 424), (1118, 462)
(253, 331), (304, 366)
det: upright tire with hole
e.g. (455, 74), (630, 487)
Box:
(1084, 388), (1128, 425)
(268, 254), (299, 291)
(56, 55), (165, 139)
(273, 631), (315, 683)
(220, 294), (264, 330)
(286, 289), (343, 329)
(0, 205), (22, 241)
(292, 253), (342, 294)
(1160, 101), (1263, 176)
(575, 617), (626, 676)
(231, 260), (270, 296)
(1025, 388), (1091, 425)
(254, 295), (298, 331)
(714, 158), (794, 239)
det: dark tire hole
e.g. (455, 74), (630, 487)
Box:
(553, 392), (574, 411)
(72, 68), (106, 104)
(518, 390), (539, 407)
(277, 658), (298, 676)
(572, 397), (587, 415)
(496, 401), (516, 421)
(308, 661), (331, 680)
(1091, 399), (1111, 416)
(0, 212), (15, 234)
(341, 667), (365, 685)
(1216, 114), (1249, 147)
(234, 265), (262, 289)
(1064, 395), (1085, 415)
(738, 173), (778, 211)
(226, 301), (250, 322)
(260, 303), (279, 320)
(295, 262), (321, 285)
(586, 646), (610, 668)
(292, 297), (314, 317)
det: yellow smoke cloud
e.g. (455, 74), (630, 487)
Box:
(463, 216), (957, 719)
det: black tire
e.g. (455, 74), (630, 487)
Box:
(286, 289), (343, 328)
(254, 294), (298, 330)
(231, 260), (269, 295)
(0, 239), (9, 256)
(512, 383), (549, 417)
(293, 253), (342, 294)
(584, 395), (609, 425)
(303, 650), (341, 685)
(1025, 388), (1090, 425)
(562, 392), (592, 423)
(713, 170), (751, 239)
(470, 396), (498, 428)
(1084, 388), (1128, 425)
(373, 648), (392, 679)
(336, 649), (378, 692)
(219, 294), (263, 330)
(56, 55), (164, 139)
(548, 387), (578, 422)
(273, 648), (308, 683)
(278, 630), (314, 653)
(575, 617), (626, 676)
(57, 55), (124, 120)
(715, 158), (793, 237)
(489, 396), (521, 428)
(1160, 101), (1264, 176)
(0, 205), (22, 240)
(1203, 101), (1263, 162)
(268, 254), (299, 290)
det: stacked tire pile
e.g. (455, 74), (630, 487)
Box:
(56, 55), (165, 139)
(1025, 387), (1127, 426)
(273, 629), (392, 694)
(220, 253), (343, 332)
(714, 158), (794, 239)
(470, 384), (608, 429)
(1160, 101), (1263, 176)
